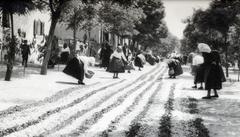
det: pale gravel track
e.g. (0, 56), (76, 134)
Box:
(54, 66), (165, 137)
(0, 64), (163, 137)
(95, 72), (166, 137)
(0, 82), (100, 118)
(35, 65), (164, 137)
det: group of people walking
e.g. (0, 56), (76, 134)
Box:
(63, 42), (159, 85)
(166, 43), (226, 99)
(99, 42), (152, 78)
(100, 43), (155, 79)
(63, 41), (226, 100)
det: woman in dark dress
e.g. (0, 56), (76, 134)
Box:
(100, 42), (113, 69)
(168, 59), (177, 78)
(63, 55), (93, 85)
(60, 43), (70, 64)
(134, 51), (145, 71)
(63, 57), (85, 84)
(202, 50), (226, 99)
(168, 57), (183, 78)
(145, 54), (156, 65)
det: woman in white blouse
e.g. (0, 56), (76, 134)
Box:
(108, 45), (127, 78)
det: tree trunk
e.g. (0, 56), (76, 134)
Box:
(120, 35), (123, 45)
(100, 26), (103, 44)
(5, 13), (15, 81)
(72, 15), (77, 58)
(0, 24), (4, 63)
(224, 33), (229, 77)
(136, 41), (139, 51)
(40, 16), (58, 75)
(88, 30), (91, 56)
(72, 10), (77, 58)
(131, 40), (136, 56)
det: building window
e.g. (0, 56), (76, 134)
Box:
(2, 11), (10, 28)
(33, 19), (45, 36)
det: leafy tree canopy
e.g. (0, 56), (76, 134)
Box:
(133, 0), (168, 49)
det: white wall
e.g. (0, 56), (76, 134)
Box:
(55, 23), (101, 43)
(13, 10), (51, 41)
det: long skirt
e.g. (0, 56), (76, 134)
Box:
(194, 65), (205, 83)
(191, 65), (197, 76)
(134, 56), (143, 68)
(63, 57), (84, 81)
(145, 54), (156, 65)
(101, 57), (110, 68)
(175, 63), (183, 76)
(108, 57), (125, 73)
(204, 64), (225, 90)
(168, 61), (183, 76)
(60, 52), (69, 64)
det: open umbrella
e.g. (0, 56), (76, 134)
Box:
(198, 43), (211, 53)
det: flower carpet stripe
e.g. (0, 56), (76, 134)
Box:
(0, 80), (126, 128)
(61, 78), (158, 137)
(57, 67), (165, 137)
(0, 82), (100, 118)
(49, 66), (163, 137)
(34, 66), (164, 137)
(134, 82), (174, 137)
(125, 81), (165, 137)
(0, 65), (160, 131)
(99, 72), (165, 137)
(158, 83), (176, 137)
(0, 65), (162, 137)
(0, 81), (126, 137)
(172, 97), (210, 137)
(0, 79), (127, 131)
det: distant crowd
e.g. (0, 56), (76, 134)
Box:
(63, 41), (161, 85)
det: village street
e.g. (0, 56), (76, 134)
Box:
(0, 62), (239, 137)
(1, 0), (240, 136)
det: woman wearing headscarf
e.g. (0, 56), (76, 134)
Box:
(108, 45), (127, 78)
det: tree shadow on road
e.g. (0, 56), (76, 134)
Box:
(98, 77), (115, 79)
(56, 81), (79, 85)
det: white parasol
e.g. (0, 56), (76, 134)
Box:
(198, 43), (211, 53)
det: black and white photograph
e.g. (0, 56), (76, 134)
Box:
(0, 0), (240, 136)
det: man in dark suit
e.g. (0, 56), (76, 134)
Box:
(20, 40), (31, 67)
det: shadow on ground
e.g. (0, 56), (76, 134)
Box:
(56, 81), (79, 85)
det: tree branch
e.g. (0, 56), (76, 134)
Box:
(49, 0), (55, 14)
(38, 0), (49, 6)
